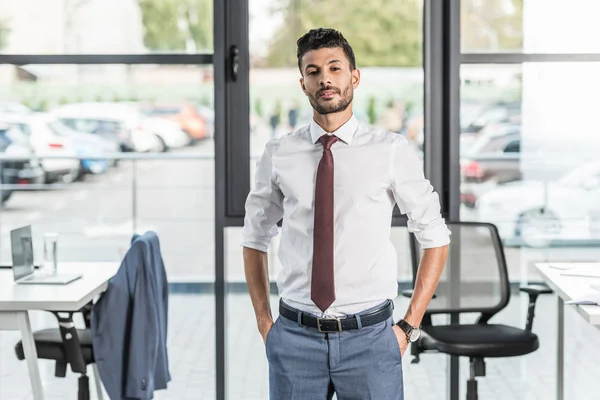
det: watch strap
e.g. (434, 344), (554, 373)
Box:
(396, 319), (414, 338)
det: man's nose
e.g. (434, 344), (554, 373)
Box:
(319, 72), (332, 86)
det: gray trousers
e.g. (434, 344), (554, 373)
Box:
(265, 303), (404, 400)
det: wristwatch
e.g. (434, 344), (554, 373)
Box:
(396, 319), (421, 342)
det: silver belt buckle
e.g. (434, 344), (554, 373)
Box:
(317, 317), (343, 332)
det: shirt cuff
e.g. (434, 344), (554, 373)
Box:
(240, 235), (270, 253)
(413, 223), (452, 249)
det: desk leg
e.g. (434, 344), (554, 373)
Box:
(92, 364), (105, 400)
(16, 311), (45, 400)
(557, 296), (564, 400)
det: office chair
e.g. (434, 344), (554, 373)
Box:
(402, 221), (552, 400)
(13, 302), (102, 400)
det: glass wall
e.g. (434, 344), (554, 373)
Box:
(461, 0), (600, 53)
(0, 1), (217, 398)
(226, 0), (426, 397)
(0, 63), (215, 279)
(0, 0), (213, 54)
(3, 0), (600, 399)
(0, 61), (217, 399)
(461, 63), (600, 256)
(459, 0), (600, 398)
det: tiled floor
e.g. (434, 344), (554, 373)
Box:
(1, 292), (600, 400)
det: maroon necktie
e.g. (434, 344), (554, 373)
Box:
(311, 134), (338, 312)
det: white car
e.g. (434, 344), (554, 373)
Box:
(140, 116), (191, 149)
(0, 113), (81, 183)
(51, 103), (162, 152)
(477, 161), (600, 247)
(0, 101), (32, 115)
(52, 102), (189, 152)
(48, 120), (121, 172)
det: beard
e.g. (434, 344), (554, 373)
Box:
(308, 85), (353, 115)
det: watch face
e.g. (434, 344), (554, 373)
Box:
(409, 328), (421, 342)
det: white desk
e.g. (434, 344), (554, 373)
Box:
(0, 262), (119, 400)
(536, 262), (600, 400)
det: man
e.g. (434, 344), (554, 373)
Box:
(242, 28), (450, 399)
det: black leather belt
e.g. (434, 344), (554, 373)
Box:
(279, 299), (394, 332)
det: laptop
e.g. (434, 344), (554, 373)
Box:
(10, 225), (82, 285)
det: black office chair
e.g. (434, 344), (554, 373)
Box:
(13, 302), (101, 400)
(402, 221), (552, 400)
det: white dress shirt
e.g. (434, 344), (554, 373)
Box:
(242, 114), (451, 317)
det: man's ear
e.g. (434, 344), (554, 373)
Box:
(352, 69), (361, 89)
(300, 77), (307, 95)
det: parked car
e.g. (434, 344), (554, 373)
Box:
(53, 102), (189, 152)
(0, 113), (81, 183)
(477, 160), (600, 247)
(197, 106), (215, 138)
(0, 102), (32, 115)
(461, 101), (521, 135)
(50, 104), (162, 152)
(52, 113), (135, 152)
(46, 120), (120, 176)
(140, 103), (211, 141)
(461, 124), (521, 208)
(0, 122), (45, 204)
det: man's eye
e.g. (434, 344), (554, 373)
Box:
(331, 67), (340, 71)
(307, 71), (316, 75)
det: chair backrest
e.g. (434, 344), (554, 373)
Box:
(409, 221), (510, 322)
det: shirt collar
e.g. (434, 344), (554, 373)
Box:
(309, 114), (358, 145)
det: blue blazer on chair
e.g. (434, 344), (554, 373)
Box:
(91, 231), (171, 400)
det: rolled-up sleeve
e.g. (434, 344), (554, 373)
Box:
(241, 140), (284, 252)
(390, 136), (451, 249)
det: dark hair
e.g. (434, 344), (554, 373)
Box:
(296, 28), (356, 73)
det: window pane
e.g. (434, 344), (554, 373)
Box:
(249, 0), (424, 162)
(0, 65), (214, 279)
(0, 62), (215, 277)
(461, 62), (600, 258)
(461, 0), (600, 53)
(0, 63), (216, 397)
(0, 0), (213, 54)
(459, 62), (600, 399)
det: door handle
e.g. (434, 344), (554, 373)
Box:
(229, 45), (239, 82)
